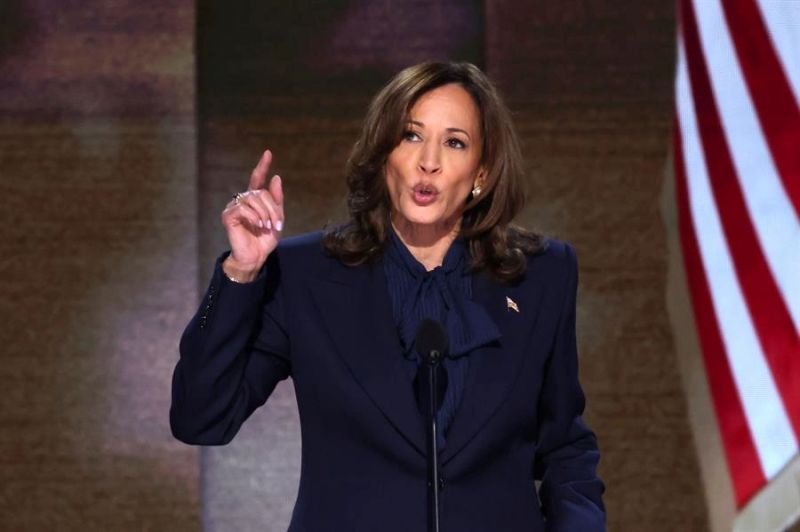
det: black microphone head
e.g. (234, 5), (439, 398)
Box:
(415, 319), (449, 363)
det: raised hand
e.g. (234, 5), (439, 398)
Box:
(220, 149), (284, 281)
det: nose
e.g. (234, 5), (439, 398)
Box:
(417, 141), (441, 174)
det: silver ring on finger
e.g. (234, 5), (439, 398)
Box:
(233, 191), (247, 205)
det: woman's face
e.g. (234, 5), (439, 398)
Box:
(385, 83), (484, 236)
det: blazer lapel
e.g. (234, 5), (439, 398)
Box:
(441, 271), (545, 464)
(308, 257), (427, 457)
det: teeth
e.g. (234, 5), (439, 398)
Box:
(415, 184), (435, 197)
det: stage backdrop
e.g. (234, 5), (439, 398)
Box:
(1, 0), (198, 529)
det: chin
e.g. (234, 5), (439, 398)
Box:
(396, 207), (454, 229)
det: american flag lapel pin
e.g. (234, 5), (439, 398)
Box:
(506, 296), (520, 313)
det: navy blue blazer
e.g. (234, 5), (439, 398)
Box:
(170, 232), (605, 532)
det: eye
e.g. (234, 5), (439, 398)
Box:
(446, 137), (467, 149)
(403, 130), (421, 142)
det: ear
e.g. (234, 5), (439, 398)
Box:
(474, 167), (487, 188)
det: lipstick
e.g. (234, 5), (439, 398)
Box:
(412, 183), (438, 206)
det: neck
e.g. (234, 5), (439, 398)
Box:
(391, 214), (461, 271)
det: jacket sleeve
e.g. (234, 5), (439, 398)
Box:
(169, 251), (291, 445)
(534, 243), (606, 531)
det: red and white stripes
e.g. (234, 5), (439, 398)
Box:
(673, 0), (800, 508)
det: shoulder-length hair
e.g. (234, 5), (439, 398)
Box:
(323, 61), (543, 282)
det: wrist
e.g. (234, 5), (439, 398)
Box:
(222, 255), (262, 283)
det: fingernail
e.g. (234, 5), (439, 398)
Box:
(276, 220), (283, 231)
(266, 220), (272, 230)
(258, 220), (263, 228)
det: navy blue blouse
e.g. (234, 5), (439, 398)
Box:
(383, 227), (501, 449)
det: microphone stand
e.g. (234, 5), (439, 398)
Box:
(423, 348), (443, 532)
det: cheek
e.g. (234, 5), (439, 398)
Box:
(384, 151), (411, 192)
(449, 184), (472, 210)
(383, 166), (405, 212)
(450, 166), (479, 198)
(383, 166), (400, 197)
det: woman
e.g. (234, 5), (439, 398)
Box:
(171, 61), (605, 531)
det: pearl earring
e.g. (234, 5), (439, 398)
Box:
(472, 184), (482, 197)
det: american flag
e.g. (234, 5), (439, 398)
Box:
(672, 0), (800, 527)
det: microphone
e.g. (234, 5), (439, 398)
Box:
(415, 319), (449, 414)
(415, 318), (449, 363)
(414, 318), (448, 532)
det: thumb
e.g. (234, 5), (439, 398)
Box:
(269, 174), (283, 205)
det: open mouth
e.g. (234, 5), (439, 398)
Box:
(412, 183), (439, 205)
(413, 183), (438, 196)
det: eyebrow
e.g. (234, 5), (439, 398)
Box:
(408, 120), (472, 139)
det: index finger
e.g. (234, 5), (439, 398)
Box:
(248, 149), (272, 190)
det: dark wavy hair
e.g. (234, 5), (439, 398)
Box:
(323, 61), (543, 282)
